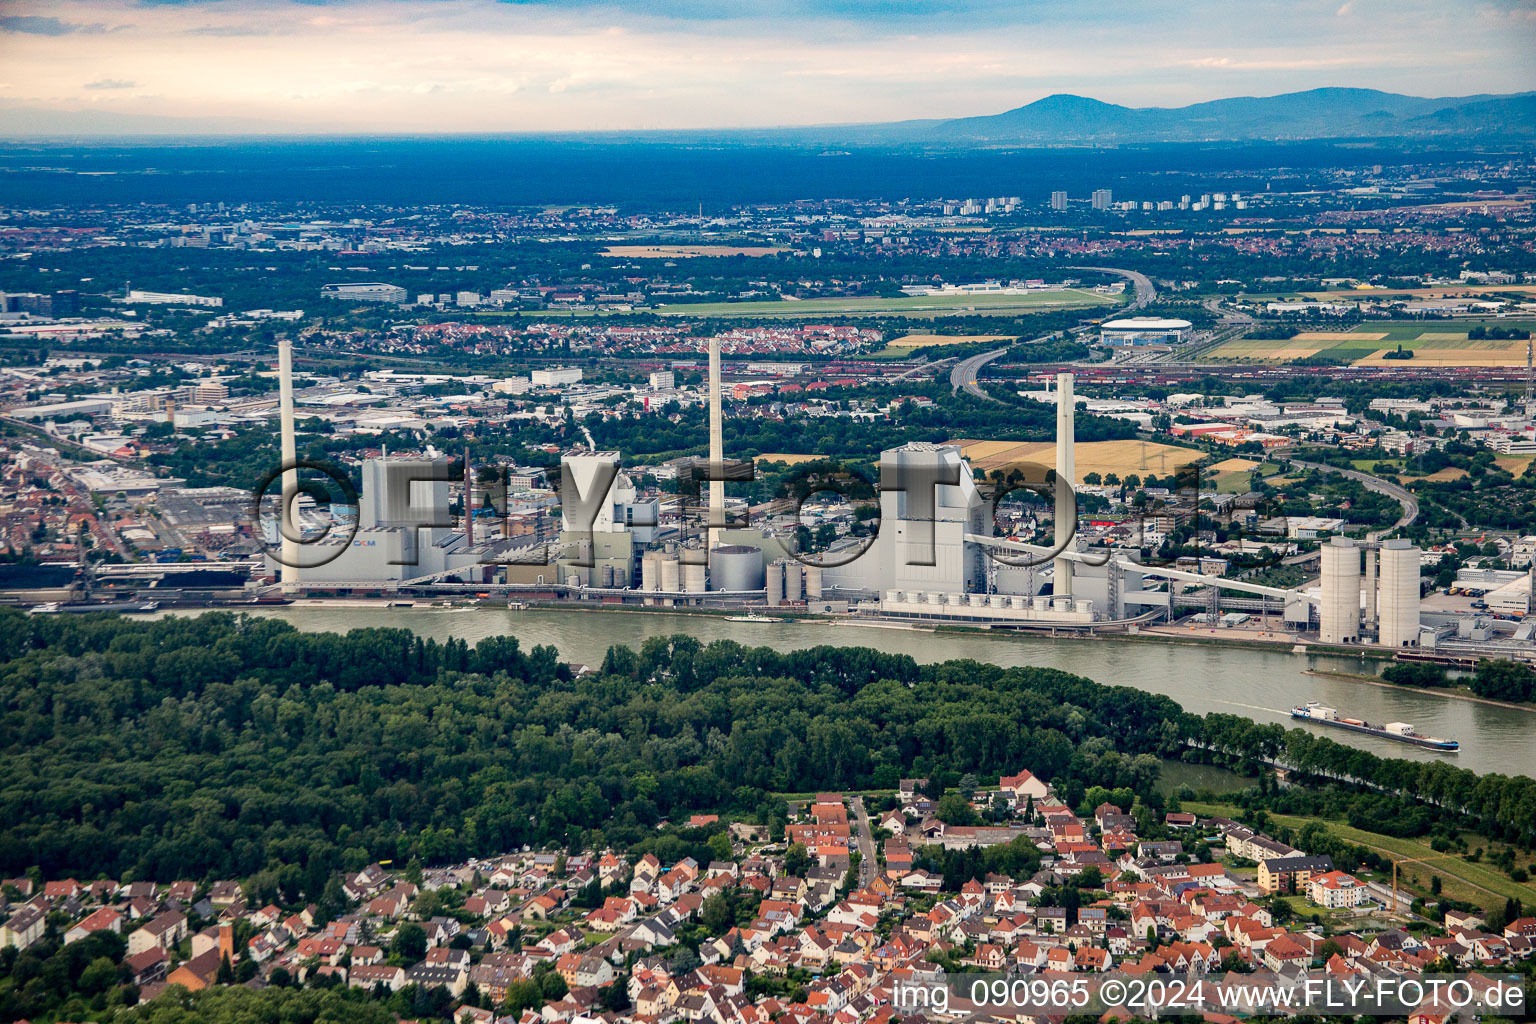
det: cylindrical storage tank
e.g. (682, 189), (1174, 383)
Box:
(1075, 599), (1092, 615)
(567, 574), (582, 588)
(601, 564), (615, 588)
(1377, 539), (1422, 648)
(659, 556), (680, 593)
(1319, 537), (1360, 644)
(615, 566), (629, 588)
(1052, 598), (1069, 612)
(968, 593), (984, 607)
(1033, 596), (1049, 611)
(767, 562), (785, 606)
(885, 590), (900, 605)
(641, 552), (660, 592)
(1012, 596), (1028, 610)
(709, 544), (763, 593)
(804, 564), (824, 600)
(683, 560), (708, 594)
(927, 592), (943, 606)
(784, 563), (804, 602)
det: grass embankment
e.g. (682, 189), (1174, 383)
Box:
(1185, 801), (1536, 912)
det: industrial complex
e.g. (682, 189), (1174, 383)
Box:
(250, 341), (1507, 658)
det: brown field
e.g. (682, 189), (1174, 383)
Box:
(753, 453), (829, 465)
(1301, 284), (1536, 300)
(1209, 342), (1328, 361)
(1293, 331), (1387, 342)
(603, 245), (788, 258)
(1495, 456), (1534, 475)
(1353, 345), (1529, 367)
(949, 438), (1202, 483)
(1207, 457), (1262, 473)
(1403, 467), (1470, 483)
(890, 333), (1011, 348)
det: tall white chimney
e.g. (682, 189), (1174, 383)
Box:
(708, 335), (725, 547)
(277, 338), (300, 587)
(1054, 371), (1075, 599)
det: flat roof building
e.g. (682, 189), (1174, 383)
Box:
(1099, 317), (1192, 346)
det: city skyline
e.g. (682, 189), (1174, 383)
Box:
(0, 0), (1533, 134)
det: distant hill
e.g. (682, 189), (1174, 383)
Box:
(2, 86), (1533, 144)
(931, 87), (1536, 144)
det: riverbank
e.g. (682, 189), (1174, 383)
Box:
(1305, 668), (1536, 714)
(149, 603), (1536, 776)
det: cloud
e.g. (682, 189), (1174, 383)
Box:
(0, 15), (109, 34)
(0, 0), (1532, 133)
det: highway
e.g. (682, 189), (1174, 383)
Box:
(1066, 265), (1157, 310)
(949, 347), (1010, 400)
(1288, 458), (1420, 539)
(952, 266), (1157, 395)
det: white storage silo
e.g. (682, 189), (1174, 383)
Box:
(767, 562), (785, 606)
(1319, 537), (1360, 644)
(641, 551), (661, 592)
(660, 556), (681, 593)
(683, 560), (708, 594)
(1377, 539), (1422, 648)
(804, 564), (823, 600)
(784, 563), (804, 602)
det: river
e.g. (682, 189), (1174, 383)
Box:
(159, 606), (1535, 778)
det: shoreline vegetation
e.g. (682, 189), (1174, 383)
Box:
(229, 600), (1536, 711)
(1305, 668), (1536, 713)
(4, 609), (1532, 889)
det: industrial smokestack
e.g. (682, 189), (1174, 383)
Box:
(464, 443), (474, 548)
(277, 338), (299, 588)
(1363, 546), (1377, 630)
(1054, 371), (1075, 599)
(708, 335), (725, 547)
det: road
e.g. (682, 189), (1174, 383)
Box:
(949, 347), (1009, 400)
(849, 794), (876, 888)
(950, 266), (1153, 395)
(1288, 458), (1420, 539)
(1066, 265), (1157, 310)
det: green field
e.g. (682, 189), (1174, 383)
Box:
(653, 289), (1117, 317)
(1187, 802), (1536, 913)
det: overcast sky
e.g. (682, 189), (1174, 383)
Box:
(1, 0), (1534, 133)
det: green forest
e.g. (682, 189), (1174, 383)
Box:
(2, 610), (1533, 905)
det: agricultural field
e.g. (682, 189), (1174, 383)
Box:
(889, 333), (1012, 348)
(1205, 321), (1536, 366)
(751, 453), (829, 466)
(1350, 458), (1469, 483)
(653, 289), (1117, 318)
(602, 244), (788, 258)
(1205, 457), (1263, 493)
(950, 438), (1202, 482)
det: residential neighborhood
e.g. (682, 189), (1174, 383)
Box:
(4, 773), (1530, 1023)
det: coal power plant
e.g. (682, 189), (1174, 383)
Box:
(258, 342), (1448, 645)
